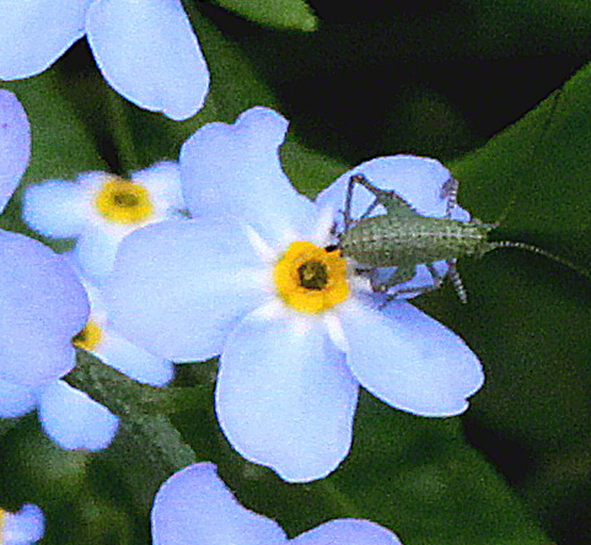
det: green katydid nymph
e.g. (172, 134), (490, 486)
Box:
(329, 173), (589, 303)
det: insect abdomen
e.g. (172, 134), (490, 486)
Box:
(339, 215), (491, 267)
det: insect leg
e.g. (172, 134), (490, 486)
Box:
(369, 264), (417, 293)
(344, 175), (387, 230)
(441, 177), (460, 219)
(348, 174), (418, 218)
(445, 259), (468, 304)
(370, 261), (467, 305)
(344, 175), (356, 230)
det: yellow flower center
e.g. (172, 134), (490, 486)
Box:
(94, 176), (154, 224)
(273, 241), (350, 313)
(72, 320), (104, 351)
(0, 507), (5, 544)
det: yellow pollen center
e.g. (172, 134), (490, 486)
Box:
(94, 177), (154, 224)
(273, 241), (350, 313)
(0, 507), (5, 543)
(72, 320), (104, 351)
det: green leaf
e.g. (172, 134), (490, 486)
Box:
(206, 0), (318, 32)
(0, 417), (23, 440)
(100, 412), (199, 515)
(414, 60), (591, 531)
(65, 350), (206, 472)
(330, 396), (550, 545)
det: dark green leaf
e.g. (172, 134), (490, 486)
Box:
(206, 0), (318, 32)
(413, 60), (591, 534)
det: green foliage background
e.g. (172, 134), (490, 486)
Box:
(1, 1), (591, 544)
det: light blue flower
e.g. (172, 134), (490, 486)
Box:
(0, 0), (209, 120)
(151, 462), (403, 545)
(23, 161), (185, 281)
(0, 265), (176, 451)
(0, 503), (44, 545)
(0, 90), (89, 388)
(107, 106), (484, 482)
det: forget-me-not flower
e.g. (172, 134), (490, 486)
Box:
(0, 504), (44, 545)
(0, 0), (209, 120)
(0, 266), (176, 451)
(107, 106), (484, 482)
(0, 89), (89, 389)
(152, 462), (403, 545)
(23, 161), (185, 281)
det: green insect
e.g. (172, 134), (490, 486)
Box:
(334, 173), (588, 303)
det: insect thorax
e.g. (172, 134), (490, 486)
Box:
(339, 214), (493, 268)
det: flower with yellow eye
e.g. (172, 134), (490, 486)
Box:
(23, 161), (185, 280)
(0, 271), (124, 452)
(0, 504), (44, 545)
(107, 107), (484, 483)
(29, 269), (174, 452)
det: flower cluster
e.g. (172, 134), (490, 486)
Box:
(1, 25), (486, 535)
(107, 106), (484, 482)
(0, 91), (178, 451)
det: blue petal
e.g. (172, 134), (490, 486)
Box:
(339, 299), (484, 417)
(291, 519), (402, 545)
(0, 231), (89, 386)
(132, 161), (185, 212)
(180, 107), (317, 244)
(74, 225), (124, 281)
(97, 331), (174, 386)
(316, 155), (468, 222)
(38, 380), (119, 451)
(3, 504), (45, 545)
(107, 219), (268, 361)
(152, 462), (288, 545)
(0, 91), (30, 214)
(216, 308), (359, 482)
(0, 378), (36, 418)
(86, 0), (209, 120)
(23, 180), (88, 237)
(0, 0), (87, 79)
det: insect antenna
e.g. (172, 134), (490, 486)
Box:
(486, 240), (591, 282)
